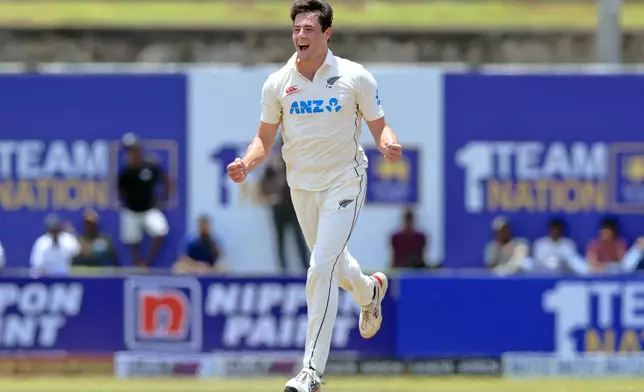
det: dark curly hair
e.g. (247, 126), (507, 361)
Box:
(290, 0), (334, 33)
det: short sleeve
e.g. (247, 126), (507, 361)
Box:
(67, 234), (81, 256)
(484, 242), (497, 266)
(30, 237), (46, 269)
(356, 68), (384, 121)
(561, 239), (579, 258)
(260, 77), (282, 124)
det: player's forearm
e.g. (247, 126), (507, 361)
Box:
(242, 136), (271, 173)
(368, 119), (398, 154)
(377, 125), (399, 153)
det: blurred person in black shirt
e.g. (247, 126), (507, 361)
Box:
(260, 137), (309, 273)
(118, 133), (171, 269)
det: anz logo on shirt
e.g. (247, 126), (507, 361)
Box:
(289, 98), (343, 115)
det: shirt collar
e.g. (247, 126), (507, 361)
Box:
(288, 49), (337, 71)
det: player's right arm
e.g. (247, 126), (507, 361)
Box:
(227, 77), (281, 183)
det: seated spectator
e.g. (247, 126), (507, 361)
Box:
(484, 216), (529, 274)
(73, 209), (118, 268)
(530, 218), (588, 274)
(173, 215), (225, 275)
(586, 217), (627, 273)
(30, 214), (80, 276)
(390, 208), (427, 269)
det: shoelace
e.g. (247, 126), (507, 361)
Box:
(361, 303), (380, 329)
(295, 369), (327, 386)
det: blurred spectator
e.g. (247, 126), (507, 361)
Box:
(30, 214), (80, 276)
(390, 208), (427, 269)
(622, 237), (644, 273)
(0, 240), (4, 271)
(73, 209), (118, 268)
(118, 133), (171, 269)
(533, 219), (576, 263)
(586, 217), (627, 273)
(173, 215), (225, 275)
(260, 137), (309, 274)
(530, 218), (588, 274)
(484, 216), (529, 273)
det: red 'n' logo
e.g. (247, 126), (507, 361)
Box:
(285, 85), (298, 95)
(137, 290), (189, 339)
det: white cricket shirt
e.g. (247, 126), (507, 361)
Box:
(260, 50), (384, 191)
(30, 232), (80, 275)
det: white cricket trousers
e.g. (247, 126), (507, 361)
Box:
(291, 174), (375, 375)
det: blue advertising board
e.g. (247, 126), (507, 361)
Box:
(0, 75), (187, 268)
(364, 147), (419, 204)
(444, 74), (644, 268)
(0, 276), (395, 358)
(396, 274), (644, 358)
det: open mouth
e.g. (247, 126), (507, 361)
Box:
(298, 44), (310, 52)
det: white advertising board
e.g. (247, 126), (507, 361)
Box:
(503, 352), (644, 378)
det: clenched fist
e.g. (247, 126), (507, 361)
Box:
(227, 158), (248, 183)
(384, 142), (403, 163)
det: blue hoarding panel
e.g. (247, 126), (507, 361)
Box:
(0, 75), (187, 268)
(396, 274), (644, 358)
(444, 74), (644, 267)
(0, 276), (395, 358)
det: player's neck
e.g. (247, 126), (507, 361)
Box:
(296, 52), (326, 81)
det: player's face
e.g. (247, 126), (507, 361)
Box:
(292, 12), (331, 62)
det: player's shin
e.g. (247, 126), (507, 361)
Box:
(302, 260), (340, 375)
(341, 250), (375, 307)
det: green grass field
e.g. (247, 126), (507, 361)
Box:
(0, 0), (642, 29)
(0, 377), (643, 392)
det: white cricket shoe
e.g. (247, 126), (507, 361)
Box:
(284, 368), (325, 392)
(359, 272), (388, 339)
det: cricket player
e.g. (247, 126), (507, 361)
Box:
(227, 1), (402, 390)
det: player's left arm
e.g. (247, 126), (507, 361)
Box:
(29, 237), (46, 271)
(356, 68), (402, 163)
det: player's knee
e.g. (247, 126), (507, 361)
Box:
(308, 246), (343, 279)
(307, 260), (333, 282)
(314, 244), (345, 265)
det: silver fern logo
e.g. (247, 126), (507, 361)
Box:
(326, 76), (341, 88)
